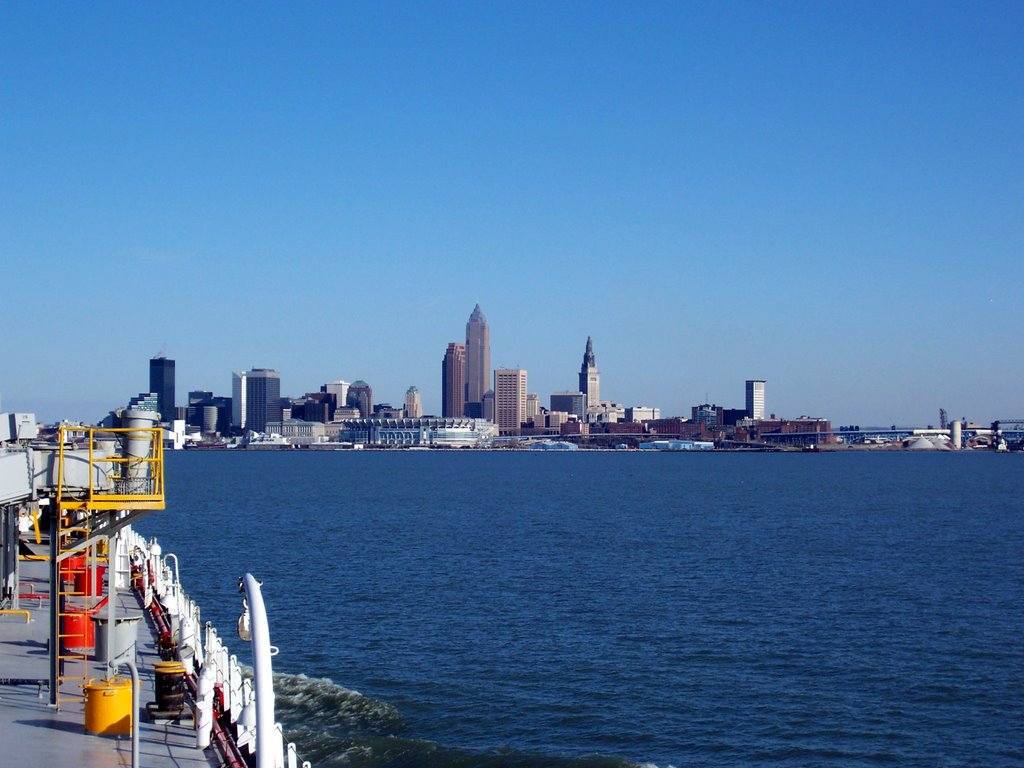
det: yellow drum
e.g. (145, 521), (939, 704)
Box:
(84, 677), (133, 735)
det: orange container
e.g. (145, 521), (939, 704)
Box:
(74, 564), (106, 596)
(61, 607), (95, 651)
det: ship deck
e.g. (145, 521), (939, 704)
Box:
(0, 553), (218, 767)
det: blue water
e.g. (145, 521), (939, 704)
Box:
(139, 451), (1024, 767)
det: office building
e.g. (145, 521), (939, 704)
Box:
(579, 337), (600, 410)
(625, 406), (660, 422)
(494, 369), (527, 435)
(404, 386), (422, 418)
(442, 342), (466, 418)
(551, 391), (586, 421)
(526, 394), (540, 421)
(323, 381), (350, 406)
(745, 380), (766, 420)
(347, 381), (373, 419)
(149, 357), (175, 424)
(464, 304), (490, 417)
(243, 368), (282, 432)
(232, 371), (247, 430)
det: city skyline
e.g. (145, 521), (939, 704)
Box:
(1, 5), (1020, 426)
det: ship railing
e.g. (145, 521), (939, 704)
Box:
(126, 529), (310, 768)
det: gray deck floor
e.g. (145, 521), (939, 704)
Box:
(0, 555), (219, 767)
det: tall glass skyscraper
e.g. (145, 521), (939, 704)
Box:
(464, 304), (490, 418)
(149, 356), (175, 424)
(442, 342), (466, 418)
(248, 369), (282, 432)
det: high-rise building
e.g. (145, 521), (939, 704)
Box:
(578, 337), (600, 410)
(526, 394), (540, 421)
(149, 357), (175, 424)
(232, 371), (247, 430)
(494, 368), (527, 435)
(404, 386), (422, 418)
(745, 379), (766, 420)
(442, 342), (466, 418)
(244, 368), (282, 432)
(464, 304), (490, 418)
(551, 391), (586, 421)
(323, 381), (350, 405)
(347, 381), (373, 418)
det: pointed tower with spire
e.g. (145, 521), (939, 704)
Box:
(464, 304), (490, 417)
(578, 336), (600, 411)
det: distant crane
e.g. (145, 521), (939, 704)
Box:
(939, 408), (948, 430)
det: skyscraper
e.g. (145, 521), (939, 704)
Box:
(745, 379), (766, 420)
(494, 368), (527, 435)
(347, 381), (373, 418)
(442, 342), (466, 418)
(404, 386), (422, 418)
(578, 337), (600, 410)
(149, 356), (175, 424)
(464, 304), (490, 418)
(232, 371), (247, 430)
(244, 368), (282, 432)
(551, 391), (586, 421)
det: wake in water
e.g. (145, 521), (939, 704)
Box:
(271, 671), (659, 768)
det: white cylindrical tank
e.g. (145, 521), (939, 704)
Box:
(951, 420), (962, 450)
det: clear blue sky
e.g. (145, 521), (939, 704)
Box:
(2, 2), (1021, 426)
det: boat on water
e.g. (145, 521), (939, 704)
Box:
(0, 408), (309, 767)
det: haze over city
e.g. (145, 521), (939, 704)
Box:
(1, 3), (1021, 426)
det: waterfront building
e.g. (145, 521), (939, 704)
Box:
(625, 406), (660, 422)
(331, 417), (498, 448)
(746, 379), (766, 420)
(551, 391), (586, 421)
(464, 304), (490, 418)
(579, 337), (600, 412)
(494, 369), (527, 435)
(265, 419), (327, 441)
(347, 381), (373, 418)
(149, 356), (175, 424)
(243, 368), (282, 433)
(405, 386), (423, 418)
(442, 343), (466, 418)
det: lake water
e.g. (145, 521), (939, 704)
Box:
(138, 451), (1024, 767)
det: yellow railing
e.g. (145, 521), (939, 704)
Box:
(56, 425), (165, 511)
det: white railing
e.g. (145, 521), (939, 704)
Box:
(124, 529), (310, 768)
